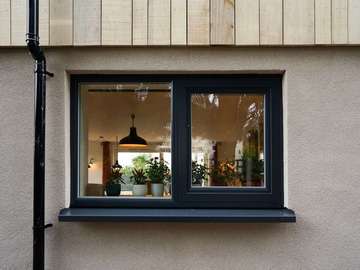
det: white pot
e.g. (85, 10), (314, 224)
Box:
(151, 183), (164, 197)
(133, 184), (147, 196)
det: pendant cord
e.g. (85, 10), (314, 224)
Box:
(131, 113), (135, 127)
(116, 135), (119, 161)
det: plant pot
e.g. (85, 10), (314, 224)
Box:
(166, 182), (172, 195)
(105, 183), (121, 196)
(146, 181), (151, 195)
(228, 178), (242, 187)
(210, 178), (227, 186)
(133, 184), (147, 196)
(251, 179), (263, 187)
(151, 183), (164, 197)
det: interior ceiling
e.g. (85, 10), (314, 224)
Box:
(85, 83), (264, 143)
(84, 82), (171, 91)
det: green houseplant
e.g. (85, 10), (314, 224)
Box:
(146, 157), (170, 197)
(191, 161), (208, 186)
(105, 169), (125, 196)
(239, 149), (264, 186)
(131, 168), (148, 196)
(122, 154), (151, 177)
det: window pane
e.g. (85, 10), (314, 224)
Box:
(191, 93), (265, 188)
(79, 82), (172, 198)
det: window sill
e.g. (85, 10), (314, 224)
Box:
(58, 208), (296, 223)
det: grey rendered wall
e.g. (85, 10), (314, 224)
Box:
(0, 47), (360, 270)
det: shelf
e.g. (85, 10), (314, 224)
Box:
(59, 208), (296, 222)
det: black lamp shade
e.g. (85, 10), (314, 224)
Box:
(119, 127), (147, 147)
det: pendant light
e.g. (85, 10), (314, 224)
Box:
(111, 136), (122, 174)
(119, 113), (148, 148)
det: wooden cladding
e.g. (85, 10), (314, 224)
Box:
(1, 0), (360, 46)
(102, 0), (132, 45)
(212, 0), (234, 45)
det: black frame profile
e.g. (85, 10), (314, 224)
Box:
(70, 74), (283, 209)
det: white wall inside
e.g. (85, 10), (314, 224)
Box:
(87, 141), (103, 184)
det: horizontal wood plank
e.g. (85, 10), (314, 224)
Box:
(0, 0), (10, 46)
(212, 0), (235, 45)
(102, 0), (132, 45)
(133, 0), (148, 46)
(348, 0), (360, 44)
(11, 0), (26, 45)
(236, 0), (259, 45)
(315, 0), (331, 44)
(171, 0), (187, 45)
(50, 0), (73, 45)
(74, 0), (101, 45)
(332, 0), (348, 44)
(259, 0), (283, 45)
(284, 0), (315, 45)
(188, 0), (210, 45)
(148, 0), (171, 45)
(39, 0), (50, 46)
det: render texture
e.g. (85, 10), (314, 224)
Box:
(0, 47), (360, 269)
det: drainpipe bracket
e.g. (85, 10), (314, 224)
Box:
(34, 67), (54, 78)
(26, 33), (40, 43)
(45, 71), (54, 77)
(33, 223), (53, 230)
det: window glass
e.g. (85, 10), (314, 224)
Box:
(79, 82), (172, 198)
(191, 93), (265, 188)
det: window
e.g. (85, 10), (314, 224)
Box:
(77, 81), (172, 199)
(70, 75), (284, 209)
(191, 93), (265, 188)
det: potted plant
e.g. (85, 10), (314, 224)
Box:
(191, 161), (208, 186)
(146, 157), (170, 197)
(130, 168), (148, 196)
(239, 149), (264, 186)
(105, 169), (125, 196)
(209, 160), (240, 186)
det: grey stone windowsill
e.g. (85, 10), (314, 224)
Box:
(58, 208), (296, 222)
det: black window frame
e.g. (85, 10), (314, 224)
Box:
(70, 74), (283, 209)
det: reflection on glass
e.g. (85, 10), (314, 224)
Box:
(191, 93), (265, 188)
(80, 82), (172, 198)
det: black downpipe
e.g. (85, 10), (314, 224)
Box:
(26, 0), (53, 269)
